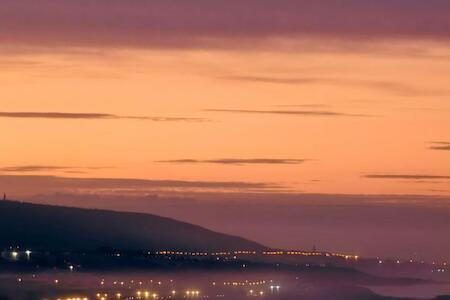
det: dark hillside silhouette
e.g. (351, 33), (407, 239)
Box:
(0, 200), (264, 251)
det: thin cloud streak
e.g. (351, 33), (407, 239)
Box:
(1, 165), (73, 172)
(0, 112), (207, 122)
(157, 158), (309, 165)
(0, 165), (107, 173)
(0, 175), (282, 195)
(218, 75), (432, 96)
(365, 174), (450, 180)
(428, 141), (450, 151)
(205, 109), (369, 117)
(275, 104), (332, 108)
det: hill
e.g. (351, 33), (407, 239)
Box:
(0, 200), (264, 251)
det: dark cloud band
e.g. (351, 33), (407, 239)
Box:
(0, 0), (448, 50)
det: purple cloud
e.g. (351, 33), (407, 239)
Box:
(0, 0), (448, 50)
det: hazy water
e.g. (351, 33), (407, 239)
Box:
(368, 283), (450, 298)
(0, 271), (290, 300)
(3, 271), (449, 300)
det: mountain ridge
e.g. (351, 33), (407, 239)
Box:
(0, 200), (265, 252)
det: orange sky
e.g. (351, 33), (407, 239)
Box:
(1, 1), (450, 260)
(1, 39), (449, 196)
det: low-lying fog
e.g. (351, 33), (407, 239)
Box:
(0, 271), (448, 300)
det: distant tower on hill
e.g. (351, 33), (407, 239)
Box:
(3, 193), (6, 201)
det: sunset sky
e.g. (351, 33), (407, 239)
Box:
(1, 0), (449, 261)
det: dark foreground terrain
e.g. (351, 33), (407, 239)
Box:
(0, 200), (263, 251)
(0, 200), (448, 300)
